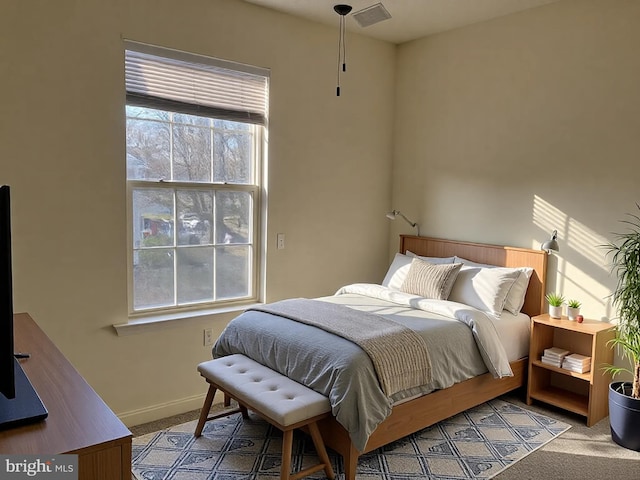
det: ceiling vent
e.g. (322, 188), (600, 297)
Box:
(352, 3), (392, 28)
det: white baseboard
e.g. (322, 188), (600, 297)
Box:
(117, 390), (225, 428)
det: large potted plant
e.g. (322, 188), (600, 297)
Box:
(604, 204), (640, 451)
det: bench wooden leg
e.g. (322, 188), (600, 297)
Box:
(285, 422), (335, 480)
(195, 384), (216, 437)
(281, 429), (293, 480)
(224, 391), (249, 418)
(308, 422), (335, 480)
(195, 383), (249, 438)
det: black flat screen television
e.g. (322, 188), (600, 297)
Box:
(0, 185), (48, 429)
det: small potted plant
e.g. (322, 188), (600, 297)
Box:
(566, 299), (582, 321)
(546, 292), (564, 319)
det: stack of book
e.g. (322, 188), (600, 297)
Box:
(541, 346), (570, 367)
(562, 353), (591, 373)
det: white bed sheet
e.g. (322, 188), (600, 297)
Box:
(489, 311), (531, 362)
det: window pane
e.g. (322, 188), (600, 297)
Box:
(213, 124), (253, 184)
(174, 113), (210, 127)
(177, 190), (213, 246)
(173, 124), (212, 182)
(216, 191), (252, 244)
(216, 246), (250, 299)
(177, 247), (213, 304)
(126, 107), (171, 181)
(213, 119), (252, 131)
(128, 105), (167, 121)
(133, 189), (174, 248)
(133, 249), (174, 309)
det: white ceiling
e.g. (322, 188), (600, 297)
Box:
(242, 0), (560, 44)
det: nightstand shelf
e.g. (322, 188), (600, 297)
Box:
(527, 314), (615, 426)
(530, 385), (589, 417)
(530, 359), (591, 381)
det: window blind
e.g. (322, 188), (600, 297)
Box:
(124, 41), (269, 125)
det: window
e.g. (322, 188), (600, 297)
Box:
(124, 42), (268, 315)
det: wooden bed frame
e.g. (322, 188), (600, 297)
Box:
(316, 235), (548, 480)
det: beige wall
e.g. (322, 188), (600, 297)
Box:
(0, 0), (395, 424)
(393, 0), (640, 322)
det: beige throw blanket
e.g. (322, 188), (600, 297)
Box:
(249, 298), (432, 397)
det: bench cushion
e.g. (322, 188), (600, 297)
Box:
(198, 354), (331, 427)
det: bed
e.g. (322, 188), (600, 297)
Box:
(213, 235), (547, 480)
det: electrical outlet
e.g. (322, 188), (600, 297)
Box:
(277, 233), (285, 250)
(203, 328), (214, 346)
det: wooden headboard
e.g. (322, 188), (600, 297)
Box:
(399, 235), (548, 317)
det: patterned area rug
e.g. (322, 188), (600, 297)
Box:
(132, 399), (570, 480)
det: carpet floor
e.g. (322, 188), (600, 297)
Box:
(131, 398), (570, 480)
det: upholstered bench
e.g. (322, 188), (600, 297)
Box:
(195, 354), (335, 480)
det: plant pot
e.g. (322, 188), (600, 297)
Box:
(609, 381), (640, 451)
(548, 305), (563, 319)
(567, 306), (580, 321)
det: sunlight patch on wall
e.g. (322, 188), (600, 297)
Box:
(532, 195), (567, 249)
(533, 195), (608, 268)
(561, 261), (611, 314)
(565, 217), (609, 271)
(533, 195), (613, 320)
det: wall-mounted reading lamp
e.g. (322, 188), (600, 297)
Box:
(386, 210), (420, 236)
(541, 229), (559, 253)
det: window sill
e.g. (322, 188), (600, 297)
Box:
(113, 302), (263, 336)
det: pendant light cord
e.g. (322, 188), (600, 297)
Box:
(336, 14), (344, 96)
(334, 5), (352, 96)
(341, 14), (347, 72)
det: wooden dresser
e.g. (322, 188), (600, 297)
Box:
(0, 313), (132, 480)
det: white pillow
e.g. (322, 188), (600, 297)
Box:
(448, 265), (521, 316)
(382, 253), (456, 290)
(504, 268), (533, 314)
(454, 256), (533, 315)
(406, 250), (456, 264)
(453, 257), (494, 269)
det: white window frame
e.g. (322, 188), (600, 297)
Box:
(124, 41), (268, 318)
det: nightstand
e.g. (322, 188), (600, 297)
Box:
(527, 313), (615, 426)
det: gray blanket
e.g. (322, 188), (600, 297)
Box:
(249, 299), (432, 397)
